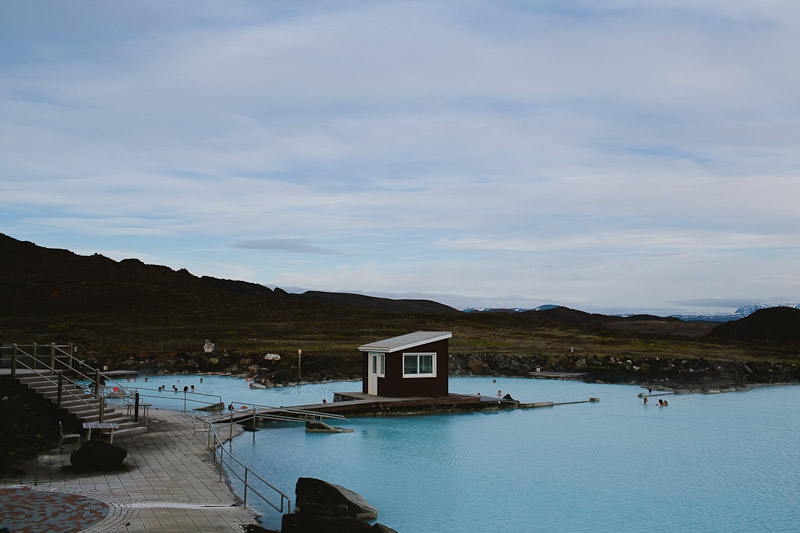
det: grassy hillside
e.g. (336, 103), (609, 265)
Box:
(1, 234), (798, 365)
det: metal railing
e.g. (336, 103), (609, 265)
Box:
(1, 343), (74, 373)
(5, 344), (116, 421)
(6, 342), (328, 519)
(103, 383), (223, 413)
(4, 344), (224, 419)
(207, 419), (292, 513)
(208, 400), (347, 426)
(202, 401), (350, 518)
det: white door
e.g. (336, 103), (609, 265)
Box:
(368, 353), (380, 395)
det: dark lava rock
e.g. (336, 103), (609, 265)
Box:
(369, 524), (398, 533)
(295, 477), (377, 519)
(281, 478), (397, 533)
(70, 439), (127, 470)
(281, 514), (373, 533)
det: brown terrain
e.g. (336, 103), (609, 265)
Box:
(2, 232), (799, 369)
(2, 233), (800, 475)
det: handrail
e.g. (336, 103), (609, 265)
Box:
(9, 344), (137, 421)
(207, 419), (292, 514)
(6, 343), (224, 414)
(10, 358), (111, 419)
(8, 344), (134, 404)
(212, 401), (347, 423)
(105, 385), (223, 412)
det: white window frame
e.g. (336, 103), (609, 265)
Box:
(402, 352), (436, 378)
(370, 352), (385, 377)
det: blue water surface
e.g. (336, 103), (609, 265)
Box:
(105, 374), (358, 411)
(117, 375), (800, 532)
(226, 378), (800, 532)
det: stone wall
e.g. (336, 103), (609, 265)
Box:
(449, 353), (800, 388)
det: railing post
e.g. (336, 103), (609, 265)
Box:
(32, 342), (38, 370)
(184, 391), (187, 412)
(244, 469), (248, 506)
(57, 373), (63, 407)
(11, 344), (17, 378)
(50, 343), (56, 371)
(68, 343), (74, 371)
(94, 369), (99, 396)
(219, 447), (224, 482)
(99, 386), (105, 424)
(134, 392), (140, 423)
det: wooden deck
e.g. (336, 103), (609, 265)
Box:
(207, 392), (519, 425)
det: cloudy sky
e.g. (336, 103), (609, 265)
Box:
(2, 1), (799, 314)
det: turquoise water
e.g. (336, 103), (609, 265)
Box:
(117, 375), (800, 531)
(103, 375), (359, 411)
(221, 378), (800, 532)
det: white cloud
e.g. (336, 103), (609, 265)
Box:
(2, 1), (799, 313)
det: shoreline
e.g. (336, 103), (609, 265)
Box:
(131, 368), (799, 394)
(110, 351), (800, 391)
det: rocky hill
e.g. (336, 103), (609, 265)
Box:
(519, 306), (682, 325)
(302, 290), (456, 314)
(0, 233), (455, 316)
(707, 307), (800, 343)
(2, 233), (797, 369)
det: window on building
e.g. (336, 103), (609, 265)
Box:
(370, 352), (385, 377)
(403, 353), (436, 378)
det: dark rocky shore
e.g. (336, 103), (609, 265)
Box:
(450, 353), (800, 390)
(93, 348), (800, 391)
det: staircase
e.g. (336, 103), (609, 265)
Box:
(14, 369), (148, 440)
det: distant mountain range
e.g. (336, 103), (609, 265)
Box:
(2, 232), (797, 336)
(462, 304), (561, 313)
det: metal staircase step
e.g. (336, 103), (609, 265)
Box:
(80, 411), (127, 423)
(42, 390), (90, 401)
(19, 375), (57, 384)
(55, 399), (98, 410)
(31, 381), (84, 390)
(68, 406), (117, 418)
(13, 365), (149, 440)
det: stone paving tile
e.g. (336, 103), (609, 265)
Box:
(0, 486), (109, 532)
(1, 409), (261, 532)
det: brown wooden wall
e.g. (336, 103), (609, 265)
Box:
(377, 339), (449, 397)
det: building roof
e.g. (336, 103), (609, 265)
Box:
(358, 331), (452, 353)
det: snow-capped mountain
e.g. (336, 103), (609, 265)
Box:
(462, 304), (559, 313)
(734, 303), (800, 316)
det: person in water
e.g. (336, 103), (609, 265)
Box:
(643, 397), (648, 405)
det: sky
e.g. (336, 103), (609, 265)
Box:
(2, 1), (799, 315)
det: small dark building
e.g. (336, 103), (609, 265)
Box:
(358, 331), (452, 397)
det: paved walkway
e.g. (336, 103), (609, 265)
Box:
(0, 409), (267, 532)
